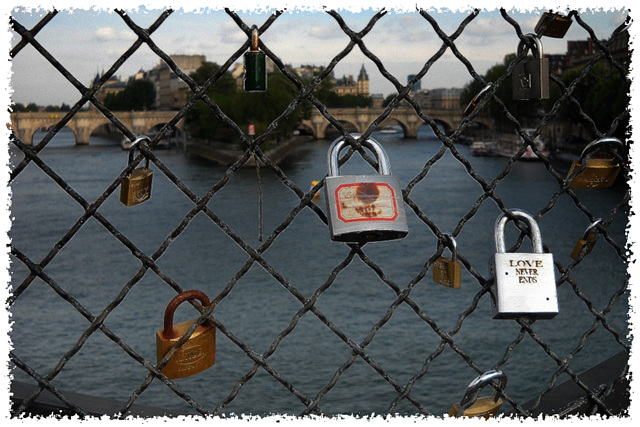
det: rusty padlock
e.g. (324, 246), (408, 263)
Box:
(433, 234), (462, 289)
(120, 136), (153, 206)
(156, 290), (216, 379)
(566, 137), (624, 188)
(324, 133), (408, 243)
(449, 370), (507, 418)
(570, 219), (602, 260)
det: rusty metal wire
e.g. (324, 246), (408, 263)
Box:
(7, 7), (631, 418)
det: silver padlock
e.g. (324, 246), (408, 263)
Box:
(489, 209), (558, 319)
(324, 134), (408, 243)
(513, 34), (549, 100)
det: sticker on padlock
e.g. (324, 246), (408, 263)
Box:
(243, 25), (267, 93)
(488, 209), (558, 319)
(324, 134), (408, 243)
(535, 12), (573, 38)
(565, 137), (624, 189)
(513, 34), (549, 100)
(156, 290), (216, 379)
(433, 234), (462, 289)
(448, 370), (507, 418)
(120, 136), (153, 207)
(571, 219), (602, 260)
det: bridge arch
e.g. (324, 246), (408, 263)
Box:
(10, 111), (185, 146)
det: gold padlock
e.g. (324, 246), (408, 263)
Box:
(120, 136), (153, 206)
(535, 12), (573, 38)
(433, 234), (462, 289)
(156, 290), (216, 379)
(449, 370), (507, 418)
(571, 219), (602, 260)
(566, 137), (624, 189)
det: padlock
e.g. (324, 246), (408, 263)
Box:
(243, 25), (267, 93)
(120, 136), (153, 207)
(324, 133), (408, 243)
(448, 370), (507, 418)
(571, 219), (602, 260)
(433, 234), (462, 288)
(565, 137), (623, 188)
(156, 290), (216, 379)
(489, 209), (558, 319)
(512, 34), (549, 100)
(535, 12), (573, 38)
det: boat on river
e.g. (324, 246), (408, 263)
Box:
(493, 129), (550, 161)
(470, 141), (495, 156)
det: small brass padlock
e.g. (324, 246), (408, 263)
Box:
(120, 136), (153, 207)
(566, 137), (624, 189)
(156, 290), (216, 379)
(513, 34), (549, 100)
(535, 12), (573, 38)
(571, 219), (602, 260)
(243, 25), (267, 93)
(433, 234), (462, 289)
(448, 370), (507, 418)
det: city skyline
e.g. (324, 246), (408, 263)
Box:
(6, 1), (630, 107)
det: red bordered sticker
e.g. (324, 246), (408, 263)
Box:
(335, 182), (398, 222)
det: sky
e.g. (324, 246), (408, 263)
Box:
(3, 1), (632, 107)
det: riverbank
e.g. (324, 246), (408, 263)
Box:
(184, 134), (314, 167)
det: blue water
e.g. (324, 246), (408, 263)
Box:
(7, 127), (629, 416)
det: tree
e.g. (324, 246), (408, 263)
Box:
(104, 79), (155, 111)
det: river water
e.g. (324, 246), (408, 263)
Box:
(7, 127), (630, 417)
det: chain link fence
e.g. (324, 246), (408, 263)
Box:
(6, 6), (632, 419)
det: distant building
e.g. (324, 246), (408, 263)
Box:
(152, 54), (206, 110)
(333, 64), (370, 97)
(416, 88), (463, 110)
(92, 72), (126, 104)
(408, 74), (421, 91)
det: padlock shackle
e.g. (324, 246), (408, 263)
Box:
(438, 233), (457, 262)
(457, 370), (507, 417)
(579, 137), (624, 161)
(328, 133), (391, 177)
(163, 290), (212, 339)
(517, 33), (543, 58)
(581, 218), (602, 240)
(495, 209), (544, 254)
(250, 25), (259, 52)
(128, 136), (151, 168)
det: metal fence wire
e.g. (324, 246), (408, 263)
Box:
(6, 7), (632, 419)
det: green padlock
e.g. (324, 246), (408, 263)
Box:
(243, 25), (267, 92)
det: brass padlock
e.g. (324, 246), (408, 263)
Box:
(535, 12), (573, 38)
(120, 136), (153, 206)
(566, 137), (624, 188)
(433, 234), (462, 289)
(571, 219), (602, 260)
(243, 25), (267, 93)
(156, 290), (216, 379)
(449, 370), (507, 418)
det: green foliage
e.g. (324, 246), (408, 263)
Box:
(185, 61), (308, 145)
(461, 53), (629, 136)
(104, 79), (156, 111)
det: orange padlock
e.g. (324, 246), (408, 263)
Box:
(156, 290), (216, 379)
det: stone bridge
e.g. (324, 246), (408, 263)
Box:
(300, 107), (493, 139)
(9, 110), (185, 145)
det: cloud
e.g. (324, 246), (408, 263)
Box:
(93, 26), (136, 42)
